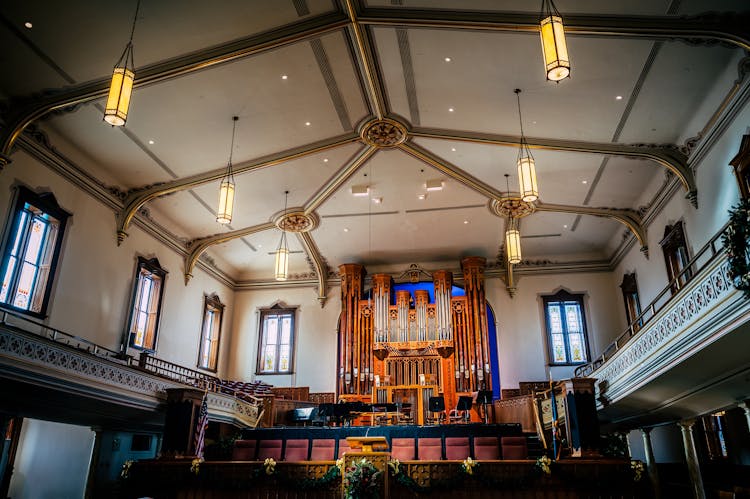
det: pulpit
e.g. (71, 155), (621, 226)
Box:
(342, 437), (390, 498)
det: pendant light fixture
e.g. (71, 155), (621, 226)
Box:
(504, 174), (523, 264)
(515, 89), (539, 203)
(216, 116), (238, 224)
(274, 191), (290, 281)
(540, 0), (570, 82)
(104, 0), (141, 126)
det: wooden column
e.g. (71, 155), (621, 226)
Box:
(461, 256), (490, 391)
(338, 264), (364, 395)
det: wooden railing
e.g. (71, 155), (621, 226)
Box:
(0, 305), (122, 360)
(575, 222), (730, 377)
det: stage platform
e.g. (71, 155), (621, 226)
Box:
(241, 422), (523, 441)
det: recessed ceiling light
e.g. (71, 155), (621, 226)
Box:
(444, 57), (452, 62)
(258, 244), (263, 248)
(24, 22), (32, 29)
(281, 75), (288, 80)
(563, 225), (568, 229)
(463, 220), (469, 224)
(532, 121), (537, 124)
(448, 107), (454, 112)
(305, 121), (311, 126)
(323, 158), (329, 163)
(582, 180), (588, 184)
(616, 95), (623, 100)
(351, 185), (369, 197)
(343, 228), (350, 232)
(418, 193), (427, 200)
(148, 139), (154, 145)
(451, 147), (456, 152)
(426, 179), (444, 191)
(372, 197), (383, 204)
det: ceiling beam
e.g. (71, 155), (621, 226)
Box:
(535, 202), (648, 256)
(184, 222), (276, 284)
(410, 127), (696, 205)
(0, 10), (350, 166)
(115, 133), (359, 243)
(355, 7), (750, 51)
(297, 232), (330, 307)
(304, 145), (379, 214)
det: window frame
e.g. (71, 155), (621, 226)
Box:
(660, 221), (692, 294)
(729, 134), (750, 200)
(197, 293), (224, 372)
(620, 273), (642, 334)
(126, 257), (167, 353)
(256, 305), (297, 375)
(0, 186), (70, 318)
(542, 290), (591, 366)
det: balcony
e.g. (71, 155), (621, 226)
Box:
(0, 307), (263, 430)
(575, 225), (750, 426)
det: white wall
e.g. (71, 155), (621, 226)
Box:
(8, 419), (95, 499)
(0, 150), (235, 378)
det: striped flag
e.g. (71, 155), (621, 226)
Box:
(194, 392), (208, 458)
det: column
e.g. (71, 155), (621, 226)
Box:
(678, 419), (706, 499)
(641, 427), (661, 499)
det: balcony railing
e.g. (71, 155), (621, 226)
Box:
(575, 222), (730, 378)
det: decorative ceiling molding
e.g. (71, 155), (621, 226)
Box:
(184, 222), (275, 284)
(355, 7), (750, 51)
(410, 127), (696, 204)
(0, 10), (351, 166)
(297, 231), (329, 307)
(115, 133), (359, 244)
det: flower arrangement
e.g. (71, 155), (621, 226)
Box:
(461, 457), (478, 475)
(191, 457), (204, 475)
(536, 455), (552, 475)
(388, 458), (401, 476)
(120, 460), (133, 479)
(631, 460), (645, 482)
(344, 458), (382, 499)
(263, 457), (276, 476)
(723, 199), (750, 298)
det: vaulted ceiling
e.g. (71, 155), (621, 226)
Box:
(1, 0), (748, 299)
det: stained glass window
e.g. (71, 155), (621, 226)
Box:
(0, 188), (69, 316)
(127, 258), (167, 351)
(543, 291), (589, 365)
(257, 306), (296, 374)
(198, 294), (224, 371)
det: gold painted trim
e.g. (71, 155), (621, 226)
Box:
(297, 232), (329, 307)
(0, 12), (350, 160)
(116, 133), (359, 243)
(535, 202), (648, 255)
(304, 145), (379, 214)
(397, 141), (505, 200)
(410, 127), (696, 203)
(184, 222), (276, 284)
(355, 8), (750, 51)
(344, 0), (388, 119)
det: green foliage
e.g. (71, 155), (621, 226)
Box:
(723, 198), (750, 298)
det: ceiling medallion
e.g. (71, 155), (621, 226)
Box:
(275, 211), (319, 233)
(489, 197), (536, 219)
(360, 118), (408, 148)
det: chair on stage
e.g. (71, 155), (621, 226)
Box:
(445, 437), (470, 460)
(473, 436), (500, 460)
(283, 439), (309, 461)
(257, 439), (283, 461)
(395, 402), (413, 425)
(449, 395), (473, 424)
(417, 437), (443, 460)
(391, 437), (416, 460)
(310, 439), (335, 460)
(427, 396), (446, 425)
(500, 436), (528, 459)
(231, 439), (257, 461)
(336, 438), (352, 458)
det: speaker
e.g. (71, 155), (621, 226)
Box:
(428, 396), (445, 412)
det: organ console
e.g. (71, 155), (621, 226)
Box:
(337, 258), (493, 420)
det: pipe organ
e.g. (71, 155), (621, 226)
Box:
(337, 257), (493, 415)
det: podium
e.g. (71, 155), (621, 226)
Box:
(342, 437), (390, 498)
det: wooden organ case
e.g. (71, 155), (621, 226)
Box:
(337, 257), (492, 423)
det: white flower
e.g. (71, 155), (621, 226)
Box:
(263, 457), (276, 475)
(190, 457), (204, 475)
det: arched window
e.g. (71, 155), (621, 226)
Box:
(620, 273), (642, 334)
(543, 290), (590, 365)
(256, 304), (296, 374)
(660, 222), (691, 294)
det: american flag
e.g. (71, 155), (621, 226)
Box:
(194, 392), (208, 458)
